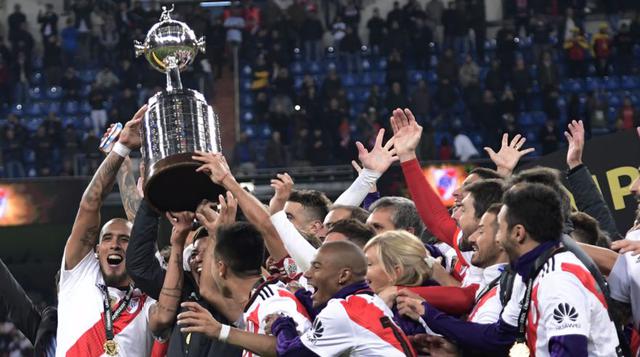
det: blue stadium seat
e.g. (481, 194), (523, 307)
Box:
(608, 106), (618, 122)
(26, 118), (43, 131)
(484, 39), (497, 51)
(518, 112), (534, 127)
(377, 58), (387, 71)
(308, 61), (321, 74)
(241, 95), (254, 108)
(241, 65), (252, 78)
(343, 73), (357, 87)
(372, 71), (385, 85)
(79, 101), (91, 114)
(346, 89), (356, 102)
(621, 76), (638, 90)
(584, 77), (601, 92)
(291, 61), (303, 75)
(360, 73), (373, 86)
(409, 70), (424, 84)
(26, 103), (43, 117)
(361, 59), (371, 72)
(242, 111), (254, 123)
(607, 93), (621, 107)
(47, 101), (61, 113)
(258, 124), (272, 139)
(241, 79), (252, 92)
(603, 76), (620, 91)
(532, 111), (547, 125)
(31, 72), (44, 85)
(592, 127), (610, 136)
(64, 101), (79, 115)
(28, 87), (44, 100)
(426, 71), (438, 84)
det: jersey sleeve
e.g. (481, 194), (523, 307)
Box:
(299, 300), (353, 356)
(536, 271), (590, 338)
(608, 254), (630, 304)
(259, 294), (311, 335)
(500, 276), (526, 327)
(59, 250), (99, 292)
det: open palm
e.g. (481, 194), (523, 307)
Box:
(390, 108), (423, 161)
(357, 128), (398, 174)
(484, 133), (534, 175)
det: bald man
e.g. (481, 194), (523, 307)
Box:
(271, 241), (416, 356)
(56, 107), (157, 357)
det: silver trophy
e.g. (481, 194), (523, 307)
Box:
(134, 5), (223, 212)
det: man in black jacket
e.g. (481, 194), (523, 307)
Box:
(126, 198), (242, 357)
(0, 258), (57, 357)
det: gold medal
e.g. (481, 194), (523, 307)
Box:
(104, 339), (119, 356)
(509, 342), (530, 357)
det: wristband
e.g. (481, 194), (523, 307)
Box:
(112, 142), (131, 158)
(218, 324), (231, 342)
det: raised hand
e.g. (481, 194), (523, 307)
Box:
(356, 128), (398, 174)
(389, 108), (423, 162)
(118, 105), (147, 150)
(195, 192), (237, 235)
(177, 301), (222, 339)
(564, 120), (585, 169)
(166, 211), (195, 244)
(269, 173), (294, 215)
(484, 133), (535, 176)
(192, 151), (234, 186)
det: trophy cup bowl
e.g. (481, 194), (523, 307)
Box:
(135, 6), (224, 212)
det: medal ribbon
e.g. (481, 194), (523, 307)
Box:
(101, 284), (135, 341)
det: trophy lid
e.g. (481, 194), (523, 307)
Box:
(134, 5), (205, 73)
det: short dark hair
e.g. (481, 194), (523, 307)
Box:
(465, 179), (505, 219)
(327, 219), (376, 248)
(470, 167), (503, 180)
(503, 183), (563, 243)
(369, 196), (425, 235)
(570, 212), (611, 248)
(509, 167), (571, 221)
(328, 204), (370, 223)
(485, 203), (502, 232)
(288, 190), (332, 222)
(215, 222), (265, 277)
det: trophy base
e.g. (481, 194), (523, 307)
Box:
(144, 153), (225, 212)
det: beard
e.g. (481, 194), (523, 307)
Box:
(100, 267), (129, 288)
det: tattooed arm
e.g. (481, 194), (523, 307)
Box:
(116, 156), (142, 222)
(149, 211), (193, 337)
(64, 105), (147, 270)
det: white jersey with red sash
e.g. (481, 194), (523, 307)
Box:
(450, 228), (475, 283)
(466, 263), (506, 324)
(243, 279), (312, 357)
(501, 251), (618, 356)
(56, 252), (155, 357)
(299, 292), (416, 356)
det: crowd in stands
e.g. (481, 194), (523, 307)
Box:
(0, 0), (218, 178)
(2, 0), (640, 177)
(234, 0), (640, 170)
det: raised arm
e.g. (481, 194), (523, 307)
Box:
(269, 173), (317, 272)
(195, 193), (244, 322)
(64, 105), (146, 270)
(192, 152), (289, 261)
(391, 108), (457, 245)
(149, 211), (193, 338)
(565, 120), (622, 240)
(116, 156), (142, 222)
(333, 129), (397, 207)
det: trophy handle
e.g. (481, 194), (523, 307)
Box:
(134, 40), (146, 57)
(197, 36), (206, 55)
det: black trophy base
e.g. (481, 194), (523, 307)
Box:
(144, 153), (225, 212)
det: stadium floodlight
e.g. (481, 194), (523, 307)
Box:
(200, 1), (231, 7)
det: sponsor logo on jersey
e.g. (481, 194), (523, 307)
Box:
(552, 302), (580, 329)
(307, 318), (324, 344)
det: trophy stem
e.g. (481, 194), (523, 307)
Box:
(166, 67), (183, 91)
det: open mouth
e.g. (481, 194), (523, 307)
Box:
(196, 265), (203, 274)
(106, 254), (123, 266)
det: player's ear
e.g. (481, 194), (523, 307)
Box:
(338, 268), (351, 286)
